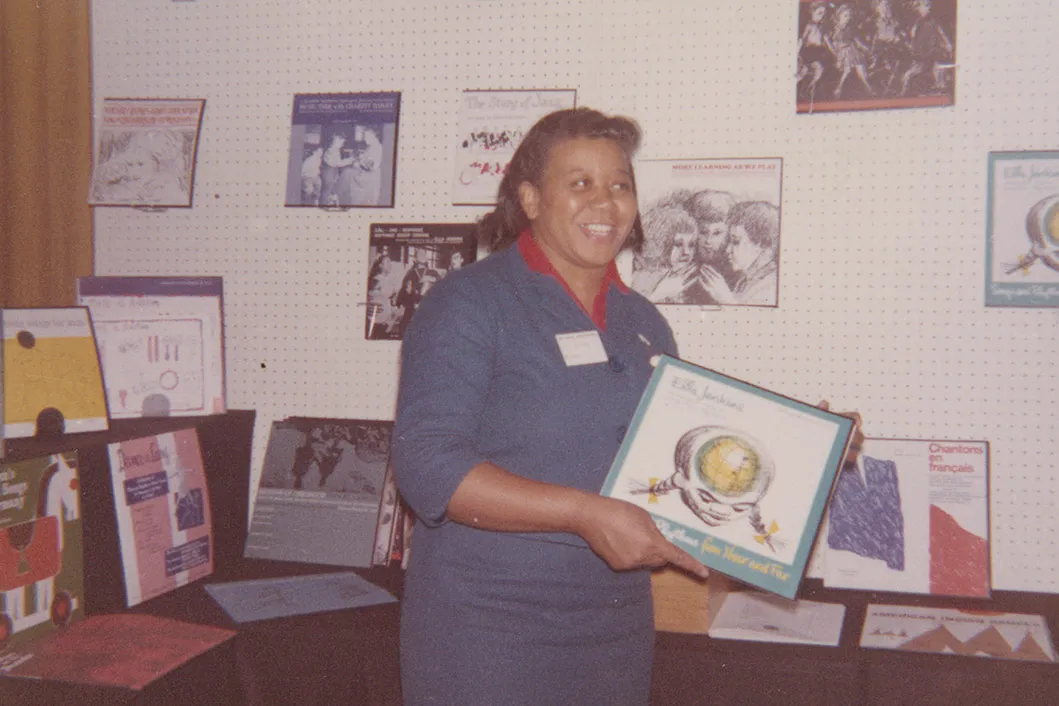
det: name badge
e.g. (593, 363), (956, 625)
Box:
(555, 331), (608, 367)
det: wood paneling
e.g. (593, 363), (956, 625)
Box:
(0, 0), (93, 308)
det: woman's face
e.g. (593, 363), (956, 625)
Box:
(726, 225), (762, 275)
(811, 5), (826, 22)
(669, 231), (697, 268)
(450, 252), (464, 269)
(519, 137), (637, 280)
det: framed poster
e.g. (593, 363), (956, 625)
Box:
(76, 276), (226, 420)
(285, 92), (401, 208)
(1, 307), (109, 441)
(601, 355), (856, 599)
(985, 151), (1059, 307)
(89, 98), (206, 207)
(823, 438), (990, 598)
(795, 0), (957, 114)
(365, 223), (477, 340)
(108, 429), (213, 608)
(451, 89), (577, 206)
(624, 158), (783, 307)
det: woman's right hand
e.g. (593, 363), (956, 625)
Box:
(572, 494), (709, 578)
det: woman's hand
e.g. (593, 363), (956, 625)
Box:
(572, 494), (709, 578)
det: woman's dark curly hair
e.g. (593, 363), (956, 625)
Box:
(475, 107), (646, 252)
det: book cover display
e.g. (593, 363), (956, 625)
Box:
(451, 89), (577, 205)
(624, 158), (783, 307)
(76, 276), (226, 420)
(824, 438), (990, 598)
(108, 429), (213, 607)
(601, 356), (855, 599)
(861, 604), (1056, 663)
(795, 0), (957, 114)
(89, 98), (206, 207)
(1, 308), (109, 441)
(285, 92), (401, 208)
(985, 151), (1059, 307)
(0, 453), (83, 653)
(245, 418), (392, 568)
(365, 223), (478, 340)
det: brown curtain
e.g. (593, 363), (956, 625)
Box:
(0, 0), (93, 308)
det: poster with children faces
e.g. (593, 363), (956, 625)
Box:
(620, 158), (783, 308)
(89, 98), (206, 207)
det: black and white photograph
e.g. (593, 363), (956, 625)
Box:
(796, 0), (957, 113)
(365, 223), (478, 340)
(284, 92), (401, 208)
(257, 417), (392, 494)
(624, 158), (783, 308)
(89, 98), (205, 207)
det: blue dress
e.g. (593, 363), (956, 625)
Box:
(392, 242), (678, 705)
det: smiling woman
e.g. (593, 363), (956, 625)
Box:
(392, 108), (708, 706)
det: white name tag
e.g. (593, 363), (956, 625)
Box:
(555, 331), (608, 367)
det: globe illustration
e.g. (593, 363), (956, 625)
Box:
(696, 435), (761, 497)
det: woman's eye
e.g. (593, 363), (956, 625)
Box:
(612, 182), (632, 192)
(571, 177), (589, 189)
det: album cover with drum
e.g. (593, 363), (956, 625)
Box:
(601, 355), (856, 599)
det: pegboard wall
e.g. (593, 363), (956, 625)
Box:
(90, 0), (1058, 592)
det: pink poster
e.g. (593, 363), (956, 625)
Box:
(108, 429), (213, 607)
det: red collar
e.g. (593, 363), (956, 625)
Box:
(517, 229), (629, 331)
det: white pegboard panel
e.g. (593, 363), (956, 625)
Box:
(90, 0), (1057, 592)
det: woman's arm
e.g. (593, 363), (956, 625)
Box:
(448, 461), (708, 576)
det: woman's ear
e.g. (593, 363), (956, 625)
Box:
(518, 181), (541, 221)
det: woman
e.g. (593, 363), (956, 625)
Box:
(392, 108), (707, 705)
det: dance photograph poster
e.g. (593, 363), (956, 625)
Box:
(89, 98), (205, 207)
(795, 0), (957, 114)
(823, 438), (990, 598)
(985, 151), (1059, 307)
(601, 355), (855, 599)
(285, 92), (401, 208)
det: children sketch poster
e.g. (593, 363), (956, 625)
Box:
(76, 276), (226, 419)
(285, 92), (401, 208)
(244, 417), (391, 568)
(795, 0), (957, 114)
(824, 438), (990, 598)
(861, 605), (1056, 663)
(451, 89), (577, 205)
(89, 98), (205, 207)
(620, 158), (782, 307)
(365, 223), (478, 340)
(1, 308), (109, 441)
(0, 452), (84, 654)
(601, 355), (855, 599)
(985, 151), (1059, 307)
(108, 429), (213, 607)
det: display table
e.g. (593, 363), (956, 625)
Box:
(5, 558), (1057, 706)
(2, 412), (1056, 704)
